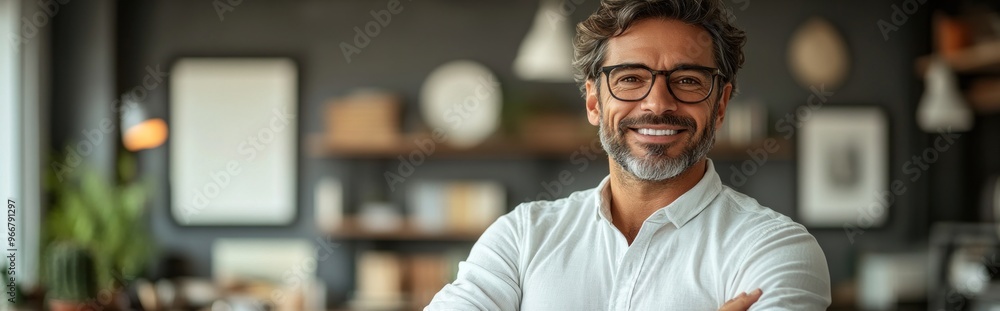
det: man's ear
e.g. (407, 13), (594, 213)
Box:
(715, 82), (733, 128)
(586, 80), (601, 126)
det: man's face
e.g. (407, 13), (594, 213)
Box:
(585, 18), (732, 181)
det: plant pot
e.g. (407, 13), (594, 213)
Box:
(47, 291), (127, 311)
(47, 300), (90, 311)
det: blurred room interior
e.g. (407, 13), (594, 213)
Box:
(2, 0), (1000, 310)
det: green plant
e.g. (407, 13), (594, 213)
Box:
(44, 242), (97, 302)
(43, 151), (152, 291)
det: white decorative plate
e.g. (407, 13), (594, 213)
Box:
(420, 60), (502, 149)
(788, 17), (850, 90)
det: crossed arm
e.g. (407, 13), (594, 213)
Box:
(426, 266), (761, 311)
(425, 210), (829, 310)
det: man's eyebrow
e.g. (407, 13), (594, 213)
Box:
(671, 62), (712, 70)
(608, 62), (712, 70)
(612, 62), (650, 68)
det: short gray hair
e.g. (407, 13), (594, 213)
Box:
(573, 0), (746, 98)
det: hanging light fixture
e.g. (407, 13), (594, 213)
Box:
(120, 96), (169, 151)
(513, 0), (576, 82)
(917, 57), (973, 133)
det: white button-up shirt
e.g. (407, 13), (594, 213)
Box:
(427, 160), (831, 310)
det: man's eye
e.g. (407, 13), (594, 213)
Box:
(618, 76), (642, 83)
(676, 77), (700, 85)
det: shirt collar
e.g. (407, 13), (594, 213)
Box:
(594, 159), (723, 229)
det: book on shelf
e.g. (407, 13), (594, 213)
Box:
(408, 180), (506, 234)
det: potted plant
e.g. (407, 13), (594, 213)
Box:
(44, 243), (98, 311)
(43, 151), (153, 310)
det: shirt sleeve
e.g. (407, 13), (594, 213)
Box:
(425, 206), (524, 311)
(734, 222), (832, 311)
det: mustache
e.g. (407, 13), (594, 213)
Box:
(617, 114), (697, 133)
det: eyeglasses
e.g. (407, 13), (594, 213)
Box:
(599, 64), (725, 103)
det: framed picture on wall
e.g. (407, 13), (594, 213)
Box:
(798, 107), (888, 228)
(169, 57), (298, 226)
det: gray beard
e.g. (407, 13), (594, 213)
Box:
(598, 111), (717, 182)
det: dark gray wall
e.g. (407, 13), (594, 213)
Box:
(718, 0), (934, 293)
(51, 0), (117, 175)
(104, 0), (945, 307)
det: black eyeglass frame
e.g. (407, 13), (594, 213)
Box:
(598, 64), (727, 104)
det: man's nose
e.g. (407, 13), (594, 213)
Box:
(640, 77), (679, 115)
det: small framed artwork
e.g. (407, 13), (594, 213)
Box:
(169, 57), (298, 226)
(798, 107), (888, 227)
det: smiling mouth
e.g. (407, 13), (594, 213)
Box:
(629, 127), (688, 136)
(635, 128), (681, 136)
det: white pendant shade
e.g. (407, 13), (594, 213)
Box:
(917, 57), (973, 133)
(513, 0), (576, 82)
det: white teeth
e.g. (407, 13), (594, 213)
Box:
(637, 128), (679, 136)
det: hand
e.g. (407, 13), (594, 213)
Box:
(718, 288), (762, 311)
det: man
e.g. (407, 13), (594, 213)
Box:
(427, 0), (831, 310)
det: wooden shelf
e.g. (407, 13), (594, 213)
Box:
(327, 218), (485, 242)
(915, 40), (1000, 76)
(968, 78), (1000, 113)
(709, 138), (795, 162)
(307, 133), (794, 161)
(306, 133), (596, 159)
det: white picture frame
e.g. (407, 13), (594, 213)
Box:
(798, 107), (888, 227)
(169, 58), (298, 226)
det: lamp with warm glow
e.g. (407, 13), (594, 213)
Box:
(120, 97), (168, 151)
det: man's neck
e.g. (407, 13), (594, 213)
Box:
(607, 158), (708, 244)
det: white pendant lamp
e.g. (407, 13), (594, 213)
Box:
(917, 57), (973, 133)
(513, 0), (576, 82)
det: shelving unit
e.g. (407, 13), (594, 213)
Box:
(915, 40), (1000, 76)
(327, 218), (485, 242)
(306, 132), (795, 162)
(306, 133), (591, 159)
(311, 127), (795, 310)
(709, 138), (795, 162)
